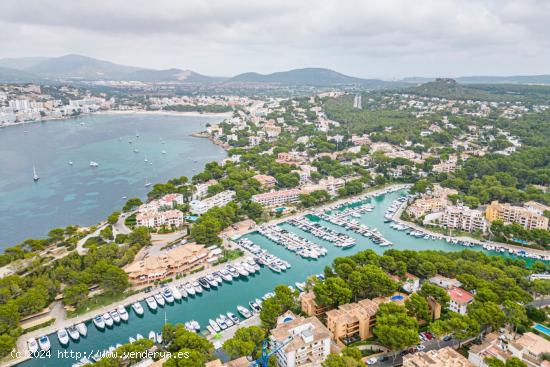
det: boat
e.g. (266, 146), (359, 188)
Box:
(57, 328), (70, 346)
(110, 310), (121, 323)
(185, 321), (196, 332)
(154, 293), (165, 307)
(68, 161), (73, 166)
(102, 313), (114, 327)
(193, 281), (204, 293)
(162, 288), (175, 303)
(209, 319), (221, 332)
(144, 156), (148, 163)
(216, 316), (228, 330)
(67, 325), (80, 341)
(295, 282), (306, 292)
(206, 274), (218, 287)
(145, 296), (158, 311)
(237, 305), (252, 318)
(198, 277), (210, 289)
(212, 272), (223, 284)
(226, 265), (240, 278)
(32, 165), (40, 181)
(190, 320), (200, 331)
(236, 265), (249, 277)
(132, 302), (144, 315)
(179, 285), (188, 298)
(171, 286), (182, 301)
(38, 335), (51, 352)
(219, 269), (233, 282)
(117, 305), (129, 321)
(136, 334), (144, 340)
(227, 312), (240, 325)
(156, 332), (163, 344)
(148, 331), (156, 343)
(27, 338), (38, 354)
(89, 161), (98, 167)
(145, 177), (152, 187)
(255, 298), (263, 309)
(93, 315), (105, 330)
(128, 336), (136, 343)
(161, 150), (167, 154)
(184, 282), (196, 296)
(249, 300), (261, 313)
(220, 314), (233, 327)
(76, 322), (87, 337)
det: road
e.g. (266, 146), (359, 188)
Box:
(529, 297), (550, 308)
(76, 222), (107, 255)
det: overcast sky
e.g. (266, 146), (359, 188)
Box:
(1, 0), (549, 79)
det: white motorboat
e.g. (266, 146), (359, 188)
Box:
(76, 322), (87, 337)
(27, 338), (38, 354)
(117, 305), (129, 321)
(216, 316), (228, 330)
(110, 310), (121, 324)
(145, 297), (157, 311)
(179, 285), (188, 298)
(206, 274), (218, 287)
(57, 328), (70, 346)
(148, 331), (156, 343)
(129, 336), (136, 343)
(32, 165), (40, 181)
(255, 298), (263, 309)
(185, 282), (196, 296)
(156, 332), (163, 344)
(236, 265), (249, 277)
(136, 334), (144, 340)
(67, 325), (80, 341)
(132, 302), (144, 315)
(162, 288), (175, 303)
(220, 269), (233, 282)
(38, 335), (51, 352)
(192, 281), (203, 294)
(227, 312), (240, 325)
(154, 293), (165, 307)
(198, 277), (210, 289)
(243, 262), (256, 274)
(237, 305), (252, 318)
(220, 314), (233, 327)
(249, 300), (261, 313)
(209, 319), (221, 332)
(171, 286), (182, 301)
(190, 320), (200, 331)
(212, 272), (223, 284)
(226, 265), (240, 278)
(93, 315), (105, 330)
(103, 313), (114, 327)
(89, 161), (98, 167)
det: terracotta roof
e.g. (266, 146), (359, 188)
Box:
(447, 287), (474, 305)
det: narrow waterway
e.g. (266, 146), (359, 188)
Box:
(17, 190), (536, 367)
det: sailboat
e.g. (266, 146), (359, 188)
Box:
(145, 177), (152, 187)
(33, 165), (40, 181)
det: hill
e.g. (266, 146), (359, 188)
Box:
(229, 67), (398, 88)
(0, 67), (42, 83)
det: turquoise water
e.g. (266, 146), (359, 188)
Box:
(534, 323), (550, 336)
(0, 114), (226, 248)
(17, 190), (534, 367)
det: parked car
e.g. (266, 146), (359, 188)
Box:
(379, 356), (389, 362)
(443, 335), (453, 341)
(417, 344), (426, 351)
(366, 357), (378, 365)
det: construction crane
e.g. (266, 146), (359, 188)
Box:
(249, 336), (293, 367)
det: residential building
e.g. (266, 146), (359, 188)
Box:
(390, 273), (420, 293)
(468, 333), (511, 367)
(403, 346), (474, 367)
(300, 292), (330, 317)
(447, 287), (474, 315)
(136, 209), (184, 228)
(252, 188), (302, 207)
(253, 174), (277, 188)
(325, 299), (379, 346)
(486, 201), (549, 230)
(406, 186), (458, 219)
(270, 312), (331, 367)
(508, 332), (550, 367)
(432, 160), (457, 173)
(124, 244), (209, 285)
(430, 205), (487, 233)
(190, 190), (236, 215)
(193, 179), (218, 200)
(429, 275), (462, 289)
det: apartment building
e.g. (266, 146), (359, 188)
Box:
(270, 312), (331, 367)
(300, 292), (330, 317)
(253, 174), (277, 188)
(406, 186), (458, 218)
(136, 209), (184, 228)
(193, 180), (218, 200)
(252, 188), (302, 207)
(403, 347), (474, 367)
(429, 275), (462, 289)
(437, 206), (488, 233)
(486, 201), (549, 230)
(447, 287), (474, 315)
(508, 332), (550, 367)
(432, 161), (457, 173)
(325, 299), (379, 346)
(468, 333), (511, 367)
(190, 190), (236, 215)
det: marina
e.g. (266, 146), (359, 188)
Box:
(16, 187), (548, 367)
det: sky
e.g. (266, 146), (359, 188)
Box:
(1, 0), (549, 79)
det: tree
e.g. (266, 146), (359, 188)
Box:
(100, 225), (113, 241)
(0, 334), (16, 358)
(322, 354), (362, 367)
(164, 324), (214, 356)
(107, 211), (121, 225)
(502, 300), (528, 337)
(127, 227), (151, 247)
(418, 283), (450, 310)
(223, 326), (265, 358)
(445, 313), (480, 347)
(374, 303), (419, 360)
(313, 277), (352, 308)
(405, 293), (430, 322)
(164, 349), (207, 367)
(98, 264), (129, 294)
(123, 198), (142, 211)
(63, 283), (89, 307)
(0, 302), (20, 335)
(341, 347), (362, 360)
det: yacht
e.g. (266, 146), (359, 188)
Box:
(67, 325), (80, 341)
(117, 305), (129, 321)
(237, 305), (252, 318)
(220, 314), (233, 327)
(145, 177), (152, 187)
(93, 315), (105, 330)
(156, 332), (163, 344)
(179, 285), (188, 298)
(132, 302), (144, 315)
(154, 293), (165, 307)
(68, 161), (73, 166)
(162, 288), (175, 303)
(76, 322), (88, 337)
(206, 274), (218, 287)
(136, 334), (144, 340)
(236, 265), (249, 277)
(171, 286), (182, 301)
(242, 262), (256, 274)
(190, 320), (200, 332)
(216, 316), (228, 330)
(110, 310), (121, 324)
(212, 272), (223, 284)
(38, 335), (51, 352)
(226, 265), (240, 278)
(184, 282), (196, 296)
(32, 165), (40, 182)
(89, 161), (98, 167)
(227, 312), (240, 325)
(57, 328), (70, 346)
(161, 150), (167, 154)
(193, 281), (203, 294)
(148, 331), (156, 343)
(209, 319), (221, 332)
(103, 313), (114, 327)
(249, 300), (261, 313)
(219, 269), (233, 282)
(27, 338), (38, 354)
(145, 296), (158, 311)
(198, 277), (210, 289)
(129, 336), (136, 343)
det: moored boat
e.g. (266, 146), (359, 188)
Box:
(38, 335), (51, 352)
(237, 305), (252, 318)
(57, 328), (70, 346)
(110, 310), (121, 324)
(132, 302), (144, 315)
(154, 293), (165, 307)
(148, 331), (156, 343)
(27, 338), (38, 354)
(117, 305), (129, 321)
(102, 313), (114, 327)
(67, 325), (80, 341)
(76, 322), (87, 337)
(93, 315), (105, 330)
(146, 297), (158, 311)
(171, 286), (182, 301)
(209, 319), (221, 332)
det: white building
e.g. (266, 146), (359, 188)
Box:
(190, 190), (236, 215)
(252, 189), (302, 207)
(136, 209), (184, 228)
(447, 287), (474, 315)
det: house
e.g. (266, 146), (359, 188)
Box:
(429, 275), (462, 289)
(136, 209), (184, 228)
(468, 333), (511, 367)
(390, 273), (420, 293)
(403, 347), (474, 367)
(508, 332), (550, 367)
(270, 312), (331, 367)
(447, 287), (474, 315)
(253, 174), (277, 188)
(189, 190), (236, 215)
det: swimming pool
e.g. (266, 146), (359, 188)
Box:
(534, 323), (550, 336)
(390, 295), (405, 301)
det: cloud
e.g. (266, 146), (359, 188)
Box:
(0, 0), (549, 77)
